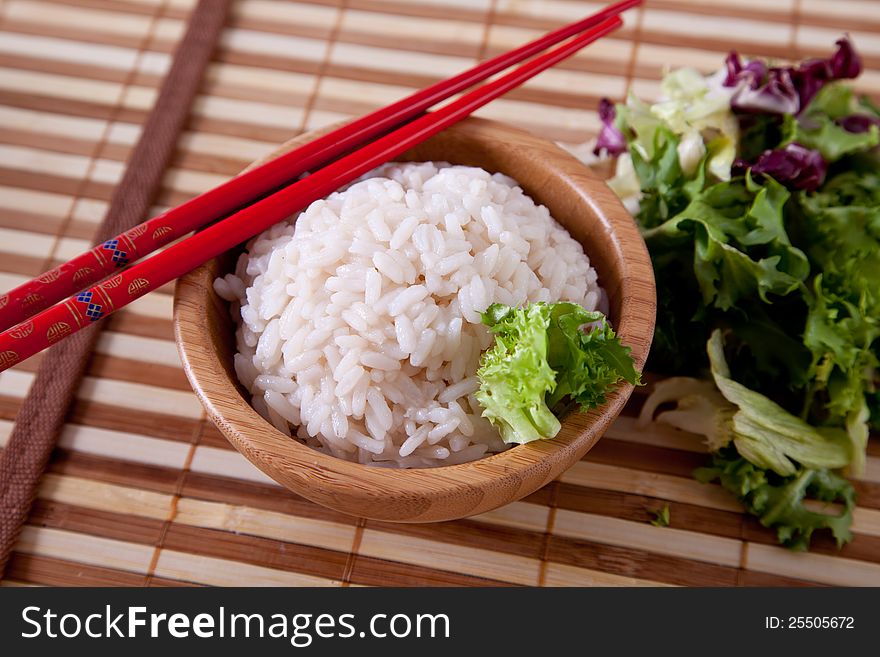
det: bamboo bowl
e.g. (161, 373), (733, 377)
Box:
(174, 117), (655, 522)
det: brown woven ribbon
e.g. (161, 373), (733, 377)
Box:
(0, 0), (232, 578)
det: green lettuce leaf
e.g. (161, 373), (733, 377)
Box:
(544, 302), (642, 410)
(808, 83), (857, 120)
(641, 330), (852, 477)
(782, 113), (879, 163)
(783, 81), (880, 163)
(628, 127), (690, 228)
(707, 330), (851, 475)
(475, 303), (560, 444)
(649, 504), (671, 527)
(643, 174), (809, 311)
(695, 448), (856, 551)
(793, 167), (880, 474)
(808, 81), (880, 121)
(476, 302), (641, 444)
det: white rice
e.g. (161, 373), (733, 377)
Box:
(215, 162), (604, 467)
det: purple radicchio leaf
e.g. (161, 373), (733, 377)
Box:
(836, 114), (880, 134)
(734, 143), (827, 191)
(790, 36), (862, 111)
(788, 60), (831, 113)
(724, 52), (767, 89)
(723, 37), (862, 116)
(732, 67), (800, 115)
(593, 98), (627, 157)
(830, 36), (862, 79)
(723, 51), (799, 114)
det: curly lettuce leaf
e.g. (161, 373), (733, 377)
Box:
(643, 173), (809, 311)
(627, 127), (690, 228)
(475, 303), (560, 444)
(809, 81), (880, 128)
(476, 302), (640, 445)
(782, 113), (879, 163)
(695, 448), (855, 551)
(544, 302), (641, 410)
(633, 138), (815, 383)
(793, 167), (880, 474)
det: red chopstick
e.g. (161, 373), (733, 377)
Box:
(0, 17), (622, 372)
(0, 0), (641, 333)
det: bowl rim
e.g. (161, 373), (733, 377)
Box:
(173, 117), (655, 521)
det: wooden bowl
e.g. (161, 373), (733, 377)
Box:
(173, 117), (655, 522)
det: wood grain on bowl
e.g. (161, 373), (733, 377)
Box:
(173, 117), (655, 522)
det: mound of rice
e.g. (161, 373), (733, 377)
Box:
(214, 162), (604, 467)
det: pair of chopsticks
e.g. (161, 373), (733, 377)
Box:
(0, 0), (640, 373)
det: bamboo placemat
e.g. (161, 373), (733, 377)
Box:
(1, 0), (879, 587)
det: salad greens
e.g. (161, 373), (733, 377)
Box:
(641, 330), (852, 478)
(694, 449), (856, 550)
(642, 331), (855, 549)
(598, 37), (879, 549)
(649, 504), (671, 528)
(475, 302), (641, 445)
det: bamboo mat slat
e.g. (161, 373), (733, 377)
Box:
(0, 0), (879, 587)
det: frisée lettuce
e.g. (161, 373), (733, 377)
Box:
(475, 302), (641, 445)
